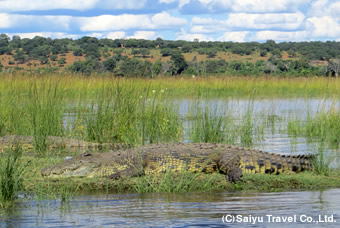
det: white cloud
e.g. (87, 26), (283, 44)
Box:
(159, 0), (176, 3)
(79, 14), (152, 31)
(176, 29), (214, 41)
(106, 31), (126, 39)
(227, 12), (305, 30)
(191, 12), (305, 33)
(329, 1), (340, 16)
(79, 12), (186, 32)
(0, 13), (10, 28)
(0, 13), (72, 30)
(162, 0), (190, 7)
(253, 31), (308, 41)
(0, 0), (147, 12)
(230, 0), (310, 13)
(0, 0), (97, 12)
(151, 12), (187, 28)
(128, 31), (157, 40)
(308, 0), (329, 17)
(180, 0), (310, 13)
(99, 0), (147, 9)
(218, 31), (250, 42)
(7, 32), (80, 39)
(306, 16), (340, 38)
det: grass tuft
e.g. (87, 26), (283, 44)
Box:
(0, 146), (29, 208)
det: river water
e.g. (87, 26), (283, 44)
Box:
(1, 98), (340, 227)
(1, 189), (340, 227)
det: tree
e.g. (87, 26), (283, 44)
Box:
(151, 59), (162, 77)
(39, 56), (49, 65)
(0, 33), (10, 55)
(271, 48), (282, 58)
(68, 59), (102, 75)
(84, 43), (100, 59)
(170, 52), (188, 74)
(103, 57), (116, 72)
(73, 48), (83, 56)
(327, 59), (340, 77)
(58, 57), (66, 65)
(31, 45), (51, 58)
(13, 50), (27, 64)
(287, 49), (296, 58)
(260, 49), (267, 57)
(117, 58), (141, 77)
(206, 49), (217, 59)
(50, 54), (58, 61)
(160, 48), (173, 57)
(181, 43), (193, 53)
(135, 60), (152, 77)
(140, 48), (150, 58)
(131, 49), (150, 58)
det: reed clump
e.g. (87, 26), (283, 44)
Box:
(287, 103), (340, 146)
(188, 100), (264, 146)
(188, 102), (237, 144)
(26, 79), (65, 153)
(0, 146), (29, 208)
(79, 81), (183, 146)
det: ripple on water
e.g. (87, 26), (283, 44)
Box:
(1, 189), (340, 227)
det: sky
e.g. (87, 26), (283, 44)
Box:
(0, 0), (340, 42)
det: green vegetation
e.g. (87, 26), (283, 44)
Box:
(188, 100), (264, 146)
(1, 33), (340, 77)
(81, 83), (182, 145)
(24, 172), (340, 197)
(0, 74), (339, 203)
(287, 103), (340, 145)
(0, 147), (29, 208)
(26, 80), (65, 154)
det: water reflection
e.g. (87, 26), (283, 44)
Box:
(1, 189), (339, 227)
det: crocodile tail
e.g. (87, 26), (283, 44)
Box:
(240, 150), (314, 174)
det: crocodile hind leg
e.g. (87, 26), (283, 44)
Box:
(218, 153), (243, 182)
(108, 166), (143, 180)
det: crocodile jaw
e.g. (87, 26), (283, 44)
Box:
(41, 161), (100, 178)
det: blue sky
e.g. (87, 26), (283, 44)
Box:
(1, 0), (340, 42)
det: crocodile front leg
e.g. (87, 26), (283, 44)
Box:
(218, 153), (243, 183)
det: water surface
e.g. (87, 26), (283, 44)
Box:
(2, 189), (340, 227)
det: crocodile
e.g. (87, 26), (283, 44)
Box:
(0, 136), (128, 152)
(41, 143), (314, 182)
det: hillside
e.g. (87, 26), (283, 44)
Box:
(0, 34), (337, 76)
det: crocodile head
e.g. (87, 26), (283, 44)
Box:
(41, 152), (101, 178)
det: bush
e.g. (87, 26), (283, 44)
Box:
(50, 54), (58, 61)
(68, 59), (103, 75)
(58, 57), (66, 65)
(73, 48), (83, 56)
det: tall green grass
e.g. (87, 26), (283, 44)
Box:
(130, 171), (230, 193)
(312, 144), (333, 176)
(1, 74), (339, 100)
(0, 74), (338, 152)
(188, 101), (236, 144)
(75, 80), (183, 145)
(188, 100), (264, 146)
(287, 102), (340, 146)
(0, 146), (29, 208)
(26, 79), (65, 153)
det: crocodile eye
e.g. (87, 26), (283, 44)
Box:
(83, 152), (92, 157)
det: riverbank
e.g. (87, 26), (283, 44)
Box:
(24, 168), (340, 198)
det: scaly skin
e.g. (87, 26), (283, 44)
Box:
(0, 136), (128, 152)
(41, 143), (314, 182)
